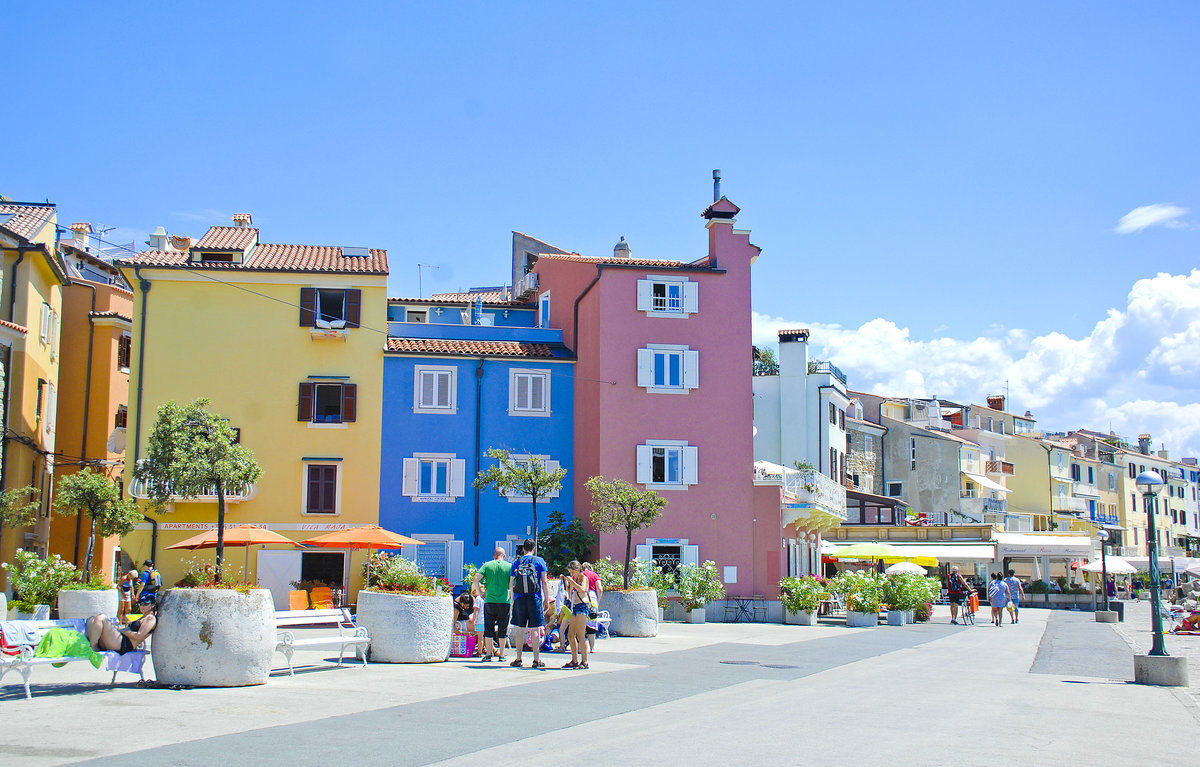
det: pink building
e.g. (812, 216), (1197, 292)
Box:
(529, 194), (782, 597)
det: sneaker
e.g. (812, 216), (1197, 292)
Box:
(510, 659), (523, 668)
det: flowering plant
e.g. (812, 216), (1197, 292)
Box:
(779, 575), (829, 614)
(830, 569), (885, 613)
(173, 554), (250, 592)
(361, 552), (444, 596)
(913, 601), (933, 622)
(676, 560), (724, 611)
(883, 573), (941, 611)
(2, 550), (81, 611)
(592, 556), (664, 594)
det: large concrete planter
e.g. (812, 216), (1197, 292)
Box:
(10, 604), (50, 620)
(57, 589), (118, 620)
(886, 610), (905, 626)
(686, 608), (706, 624)
(355, 590), (452, 663)
(600, 590), (659, 637)
(152, 588), (275, 687)
(846, 610), (879, 628)
(784, 609), (817, 625)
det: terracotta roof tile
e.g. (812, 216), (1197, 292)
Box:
(536, 253), (693, 268)
(194, 226), (258, 251)
(119, 244), (388, 275)
(385, 338), (558, 358)
(427, 290), (533, 305)
(0, 319), (28, 334)
(90, 310), (132, 323)
(0, 202), (55, 241)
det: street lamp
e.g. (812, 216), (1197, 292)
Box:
(1097, 529), (1110, 612)
(1135, 470), (1167, 657)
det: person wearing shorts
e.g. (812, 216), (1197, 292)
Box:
(948, 566), (970, 624)
(1003, 569), (1024, 624)
(473, 547), (513, 661)
(508, 539), (549, 669)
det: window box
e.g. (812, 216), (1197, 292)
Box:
(414, 366), (456, 414)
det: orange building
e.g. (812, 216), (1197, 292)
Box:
(47, 226), (134, 579)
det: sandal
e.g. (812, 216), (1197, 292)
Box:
(577, 662), (588, 670)
(532, 660), (546, 670)
(561, 661), (579, 670)
(509, 659), (523, 668)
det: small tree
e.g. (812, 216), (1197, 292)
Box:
(474, 448), (567, 542)
(585, 476), (667, 590)
(752, 346), (780, 376)
(537, 509), (597, 574)
(0, 485), (41, 565)
(134, 398), (261, 580)
(53, 468), (141, 578)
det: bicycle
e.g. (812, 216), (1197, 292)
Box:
(950, 591), (976, 625)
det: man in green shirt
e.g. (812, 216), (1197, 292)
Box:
(472, 547), (512, 661)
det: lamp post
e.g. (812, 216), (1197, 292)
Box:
(1098, 529), (1110, 612)
(1135, 470), (1167, 657)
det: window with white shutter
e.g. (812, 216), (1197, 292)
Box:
(414, 365), (457, 414)
(638, 345), (699, 393)
(636, 276), (698, 318)
(503, 455), (562, 501)
(637, 441), (698, 488)
(402, 453), (466, 501)
(509, 369), (550, 416)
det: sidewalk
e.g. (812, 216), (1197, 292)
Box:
(1111, 598), (1200, 709)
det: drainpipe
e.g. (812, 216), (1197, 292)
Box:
(474, 358), (483, 547)
(72, 281), (99, 566)
(1, 246), (31, 521)
(571, 266), (604, 355)
(131, 268), (150, 465)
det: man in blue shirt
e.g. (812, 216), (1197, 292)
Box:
(136, 559), (162, 607)
(508, 539), (550, 669)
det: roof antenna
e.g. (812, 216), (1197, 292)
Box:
(713, 169), (721, 202)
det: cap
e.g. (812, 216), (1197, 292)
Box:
(143, 559), (154, 567)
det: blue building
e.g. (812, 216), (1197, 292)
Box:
(379, 291), (575, 581)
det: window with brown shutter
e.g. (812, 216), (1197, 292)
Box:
(117, 333), (132, 370)
(299, 287), (316, 327)
(298, 382), (315, 421)
(306, 464), (338, 514)
(341, 383), (357, 422)
(345, 289), (361, 328)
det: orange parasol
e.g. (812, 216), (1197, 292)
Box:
(166, 524), (303, 580)
(300, 525), (424, 586)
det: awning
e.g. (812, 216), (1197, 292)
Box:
(823, 540), (996, 563)
(994, 533), (1094, 558)
(963, 472), (1011, 494)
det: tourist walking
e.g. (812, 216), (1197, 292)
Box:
(117, 569), (137, 625)
(948, 566), (971, 624)
(1003, 569), (1024, 624)
(560, 561), (591, 670)
(473, 547), (512, 661)
(508, 539), (550, 669)
(582, 561), (603, 652)
(988, 573), (1010, 627)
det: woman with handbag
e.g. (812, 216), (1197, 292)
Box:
(560, 561), (591, 670)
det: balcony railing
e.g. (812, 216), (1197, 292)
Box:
(1089, 511), (1118, 525)
(754, 462), (847, 520)
(1072, 481), (1100, 498)
(983, 498), (1008, 514)
(985, 460), (1015, 475)
(807, 360), (847, 386)
(129, 460), (258, 503)
(1051, 495), (1089, 514)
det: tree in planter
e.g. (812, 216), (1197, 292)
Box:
(537, 509), (597, 575)
(474, 448), (566, 542)
(0, 486), (40, 576)
(585, 476), (667, 590)
(53, 469), (141, 578)
(134, 399), (261, 581)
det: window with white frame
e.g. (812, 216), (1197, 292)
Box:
(636, 440), (698, 487)
(636, 276), (698, 317)
(302, 461), (341, 515)
(400, 534), (463, 581)
(509, 369), (550, 416)
(538, 291), (551, 328)
(637, 345), (699, 392)
(402, 453), (466, 501)
(502, 454), (562, 501)
(414, 365), (456, 414)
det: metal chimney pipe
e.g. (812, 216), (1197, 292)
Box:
(713, 169), (721, 202)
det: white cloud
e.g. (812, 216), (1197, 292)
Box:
(1115, 203), (1188, 234)
(753, 269), (1200, 457)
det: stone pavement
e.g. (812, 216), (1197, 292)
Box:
(2, 606), (1196, 766)
(1112, 598), (1200, 709)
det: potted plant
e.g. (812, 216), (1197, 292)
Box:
(913, 601), (933, 622)
(587, 477), (667, 637)
(58, 573), (120, 620)
(780, 575), (827, 625)
(136, 399), (273, 687)
(355, 553), (452, 663)
(676, 560), (724, 624)
(2, 549), (79, 619)
(883, 573), (940, 625)
(831, 570), (884, 627)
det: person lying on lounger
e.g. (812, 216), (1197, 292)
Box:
(85, 607), (157, 654)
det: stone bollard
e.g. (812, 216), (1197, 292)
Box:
(1094, 610), (1118, 623)
(1133, 655), (1189, 687)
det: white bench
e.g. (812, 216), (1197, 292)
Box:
(0, 619), (147, 700)
(274, 608), (369, 676)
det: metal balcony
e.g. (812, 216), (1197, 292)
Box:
(985, 460), (1015, 475)
(754, 462), (847, 521)
(983, 498), (1008, 514)
(806, 360), (847, 386)
(129, 460), (258, 504)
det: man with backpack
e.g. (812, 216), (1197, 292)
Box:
(508, 539), (550, 669)
(135, 559), (162, 608)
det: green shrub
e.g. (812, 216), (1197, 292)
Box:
(884, 573), (941, 611)
(1, 549), (79, 609)
(830, 570), (885, 613)
(779, 575), (829, 613)
(676, 561), (724, 611)
(362, 552), (444, 596)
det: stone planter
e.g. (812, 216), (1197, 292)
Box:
(846, 610), (878, 628)
(600, 590), (659, 637)
(903, 610), (916, 624)
(57, 589), (118, 620)
(152, 588), (275, 687)
(10, 604), (51, 621)
(658, 607), (665, 622)
(686, 608), (706, 624)
(886, 610), (906, 626)
(355, 590), (452, 663)
(784, 609), (817, 625)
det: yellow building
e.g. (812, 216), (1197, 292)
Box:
(115, 215), (388, 606)
(1112, 436), (1175, 557)
(0, 200), (68, 584)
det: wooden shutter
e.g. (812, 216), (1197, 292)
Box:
(683, 446), (699, 485)
(341, 383), (357, 423)
(306, 466), (327, 513)
(297, 382), (314, 421)
(345, 289), (361, 328)
(634, 544), (651, 563)
(448, 540), (464, 584)
(544, 460), (561, 498)
(636, 349), (653, 387)
(683, 281), (698, 313)
(450, 459), (466, 497)
(321, 467), (338, 513)
(402, 458), (419, 496)
(636, 280), (652, 311)
(299, 288), (316, 326)
(635, 445), (651, 484)
(682, 545), (699, 568)
(683, 350), (699, 389)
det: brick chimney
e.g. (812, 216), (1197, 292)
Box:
(1138, 434), (1152, 455)
(987, 395), (1005, 411)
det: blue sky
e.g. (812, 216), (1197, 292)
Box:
(5, 3), (1200, 452)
